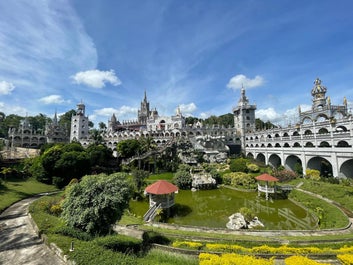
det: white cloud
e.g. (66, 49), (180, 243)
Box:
(0, 102), (27, 116)
(199, 112), (211, 119)
(0, 81), (15, 95)
(92, 106), (138, 122)
(256, 107), (281, 122)
(178, 103), (197, 115)
(39, 95), (70, 104)
(227, 74), (264, 90)
(71, 69), (121, 88)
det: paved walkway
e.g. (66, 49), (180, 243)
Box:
(0, 197), (65, 265)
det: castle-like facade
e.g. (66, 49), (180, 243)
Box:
(235, 78), (353, 178)
(73, 92), (238, 161)
(5, 77), (353, 178)
(7, 112), (69, 149)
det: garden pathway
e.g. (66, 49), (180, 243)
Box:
(0, 197), (65, 265)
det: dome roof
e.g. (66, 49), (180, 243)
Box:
(311, 78), (327, 96)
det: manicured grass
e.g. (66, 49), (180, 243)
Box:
(297, 179), (353, 213)
(0, 177), (58, 212)
(146, 172), (174, 183)
(289, 189), (349, 229)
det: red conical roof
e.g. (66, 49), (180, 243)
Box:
(145, 180), (179, 195)
(255, 173), (279, 182)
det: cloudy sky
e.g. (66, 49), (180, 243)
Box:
(1, 0), (353, 127)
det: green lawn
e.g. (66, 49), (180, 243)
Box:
(0, 177), (58, 212)
(146, 172), (174, 183)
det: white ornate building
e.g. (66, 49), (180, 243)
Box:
(74, 92), (240, 158)
(237, 78), (353, 178)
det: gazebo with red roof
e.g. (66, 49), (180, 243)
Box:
(255, 173), (279, 200)
(144, 180), (178, 209)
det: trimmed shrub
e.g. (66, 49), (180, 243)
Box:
(305, 169), (321, 181)
(95, 234), (143, 254)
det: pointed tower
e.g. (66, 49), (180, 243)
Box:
(233, 87), (256, 152)
(70, 101), (89, 142)
(138, 90), (150, 125)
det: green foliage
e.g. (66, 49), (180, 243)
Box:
(239, 207), (255, 222)
(142, 231), (171, 245)
(95, 234), (143, 254)
(246, 163), (259, 173)
(173, 165), (192, 189)
(86, 144), (114, 168)
(294, 163), (303, 175)
(131, 169), (149, 198)
(272, 169), (298, 182)
(61, 173), (132, 235)
(222, 172), (255, 188)
(305, 169), (321, 181)
(117, 139), (141, 158)
(229, 158), (248, 172)
(54, 225), (93, 241)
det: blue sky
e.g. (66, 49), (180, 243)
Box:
(1, 0), (353, 127)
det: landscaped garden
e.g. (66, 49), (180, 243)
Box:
(1, 142), (353, 264)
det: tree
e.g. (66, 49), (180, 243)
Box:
(230, 158), (248, 172)
(98, 122), (107, 131)
(116, 139), (141, 158)
(173, 164), (192, 189)
(131, 169), (149, 198)
(89, 129), (103, 145)
(61, 173), (132, 235)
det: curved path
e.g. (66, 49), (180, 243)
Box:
(0, 197), (65, 265)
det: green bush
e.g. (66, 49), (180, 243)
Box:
(54, 226), (93, 241)
(272, 169), (298, 182)
(173, 165), (192, 189)
(61, 173), (132, 235)
(246, 163), (259, 173)
(305, 169), (320, 181)
(142, 231), (171, 245)
(95, 234), (143, 254)
(222, 172), (255, 188)
(229, 158), (248, 172)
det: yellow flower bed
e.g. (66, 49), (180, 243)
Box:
(337, 254), (353, 265)
(199, 253), (274, 265)
(174, 241), (353, 255)
(172, 240), (203, 249)
(284, 256), (331, 265)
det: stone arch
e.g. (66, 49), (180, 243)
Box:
(318, 128), (329, 134)
(267, 134), (272, 139)
(268, 154), (281, 168)
(340, 159), (353, 178)
(275, 143), (281, 147)
(334, 111), (344, 120)
(293, 142), (301, 147)
(283, 132), (289, 137)
(274, 133), (280, 138)
(283, 143), (290, 147)
(285, 155), (302, 173)
(307, 157), (333, 178)
(267, 143), (272, 147)
(316, 114), (329, 122)
(303, 117), (312, 124)
(261, 143), (265, 147)
(256, 153), (266, 164)
(304, 129), (313, 135)
(336, 140), (351, 147)
(247, 152), (254, 159)
(335, 125), (348, 132)
(292, 131), (299, 136)
(319, 141), (331, 147)
(305, 142), (314, 147)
